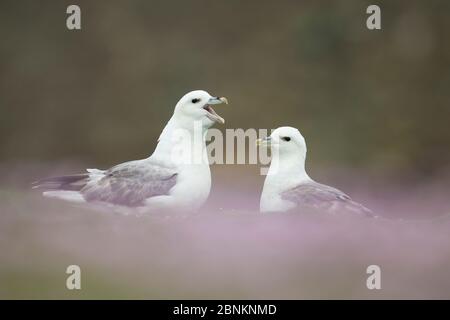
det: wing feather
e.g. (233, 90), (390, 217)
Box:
(81, 160), (177, 207)
(281, 181), (373, 216)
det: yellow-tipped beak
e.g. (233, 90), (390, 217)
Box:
(205, 96), (228, 124)
(219, 97), (228, 104)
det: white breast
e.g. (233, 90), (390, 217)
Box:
(260, 171), (300, 213)
(171, 163), (211, 209)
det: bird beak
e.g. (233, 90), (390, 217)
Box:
(208, 97), (228, 105)
(205, 96), (228, 124)
(256, 136), (271, 147)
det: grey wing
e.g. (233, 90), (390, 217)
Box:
(81, 160), (178, 207)
(281, 181), (373, 216)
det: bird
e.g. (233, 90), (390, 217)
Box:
(33, 90), (228, 214)
(257, 126), (373, 216)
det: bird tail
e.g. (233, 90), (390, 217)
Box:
(32, 174), (89, 191)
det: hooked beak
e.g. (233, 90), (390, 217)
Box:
(256, 136), (272, 147)
(204, 96), (228, 124)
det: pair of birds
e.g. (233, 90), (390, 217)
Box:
(34, 90), (372, 216)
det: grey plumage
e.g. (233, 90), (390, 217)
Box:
(34, 160), (178, 207)
(32, 174), (89, 191)
(83, 160), (177, 207)
(281, 181), (373, 216)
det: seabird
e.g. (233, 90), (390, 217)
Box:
(257, 126), (373, 216)
(33, 90), (228, 214)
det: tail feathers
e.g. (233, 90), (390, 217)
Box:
(32, 174), (89, 191)
(42, 190), (86, 203)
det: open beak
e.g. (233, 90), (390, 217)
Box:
(256, 136), (272, 147)
(204, 96), (228, 124)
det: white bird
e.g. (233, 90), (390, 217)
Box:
(33, 90), (228, 214)
(258, 127), (373, 215)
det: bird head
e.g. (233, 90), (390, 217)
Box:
(257, 126), (307, 159)
(173, 90), (228, 128)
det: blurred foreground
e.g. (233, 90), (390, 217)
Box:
(1, 164), (450, 299)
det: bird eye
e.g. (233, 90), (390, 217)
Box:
(281, 137), (291, 142)
(191, 98), (200, 103)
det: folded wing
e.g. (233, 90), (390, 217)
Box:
(281, 181), (373, 216)
(34, 160), (178, 207)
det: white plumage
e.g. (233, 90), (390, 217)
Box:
(34, 90), (228, 214)
(259, 127), (373, 216)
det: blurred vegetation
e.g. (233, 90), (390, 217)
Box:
(0, 0), (449, 178)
